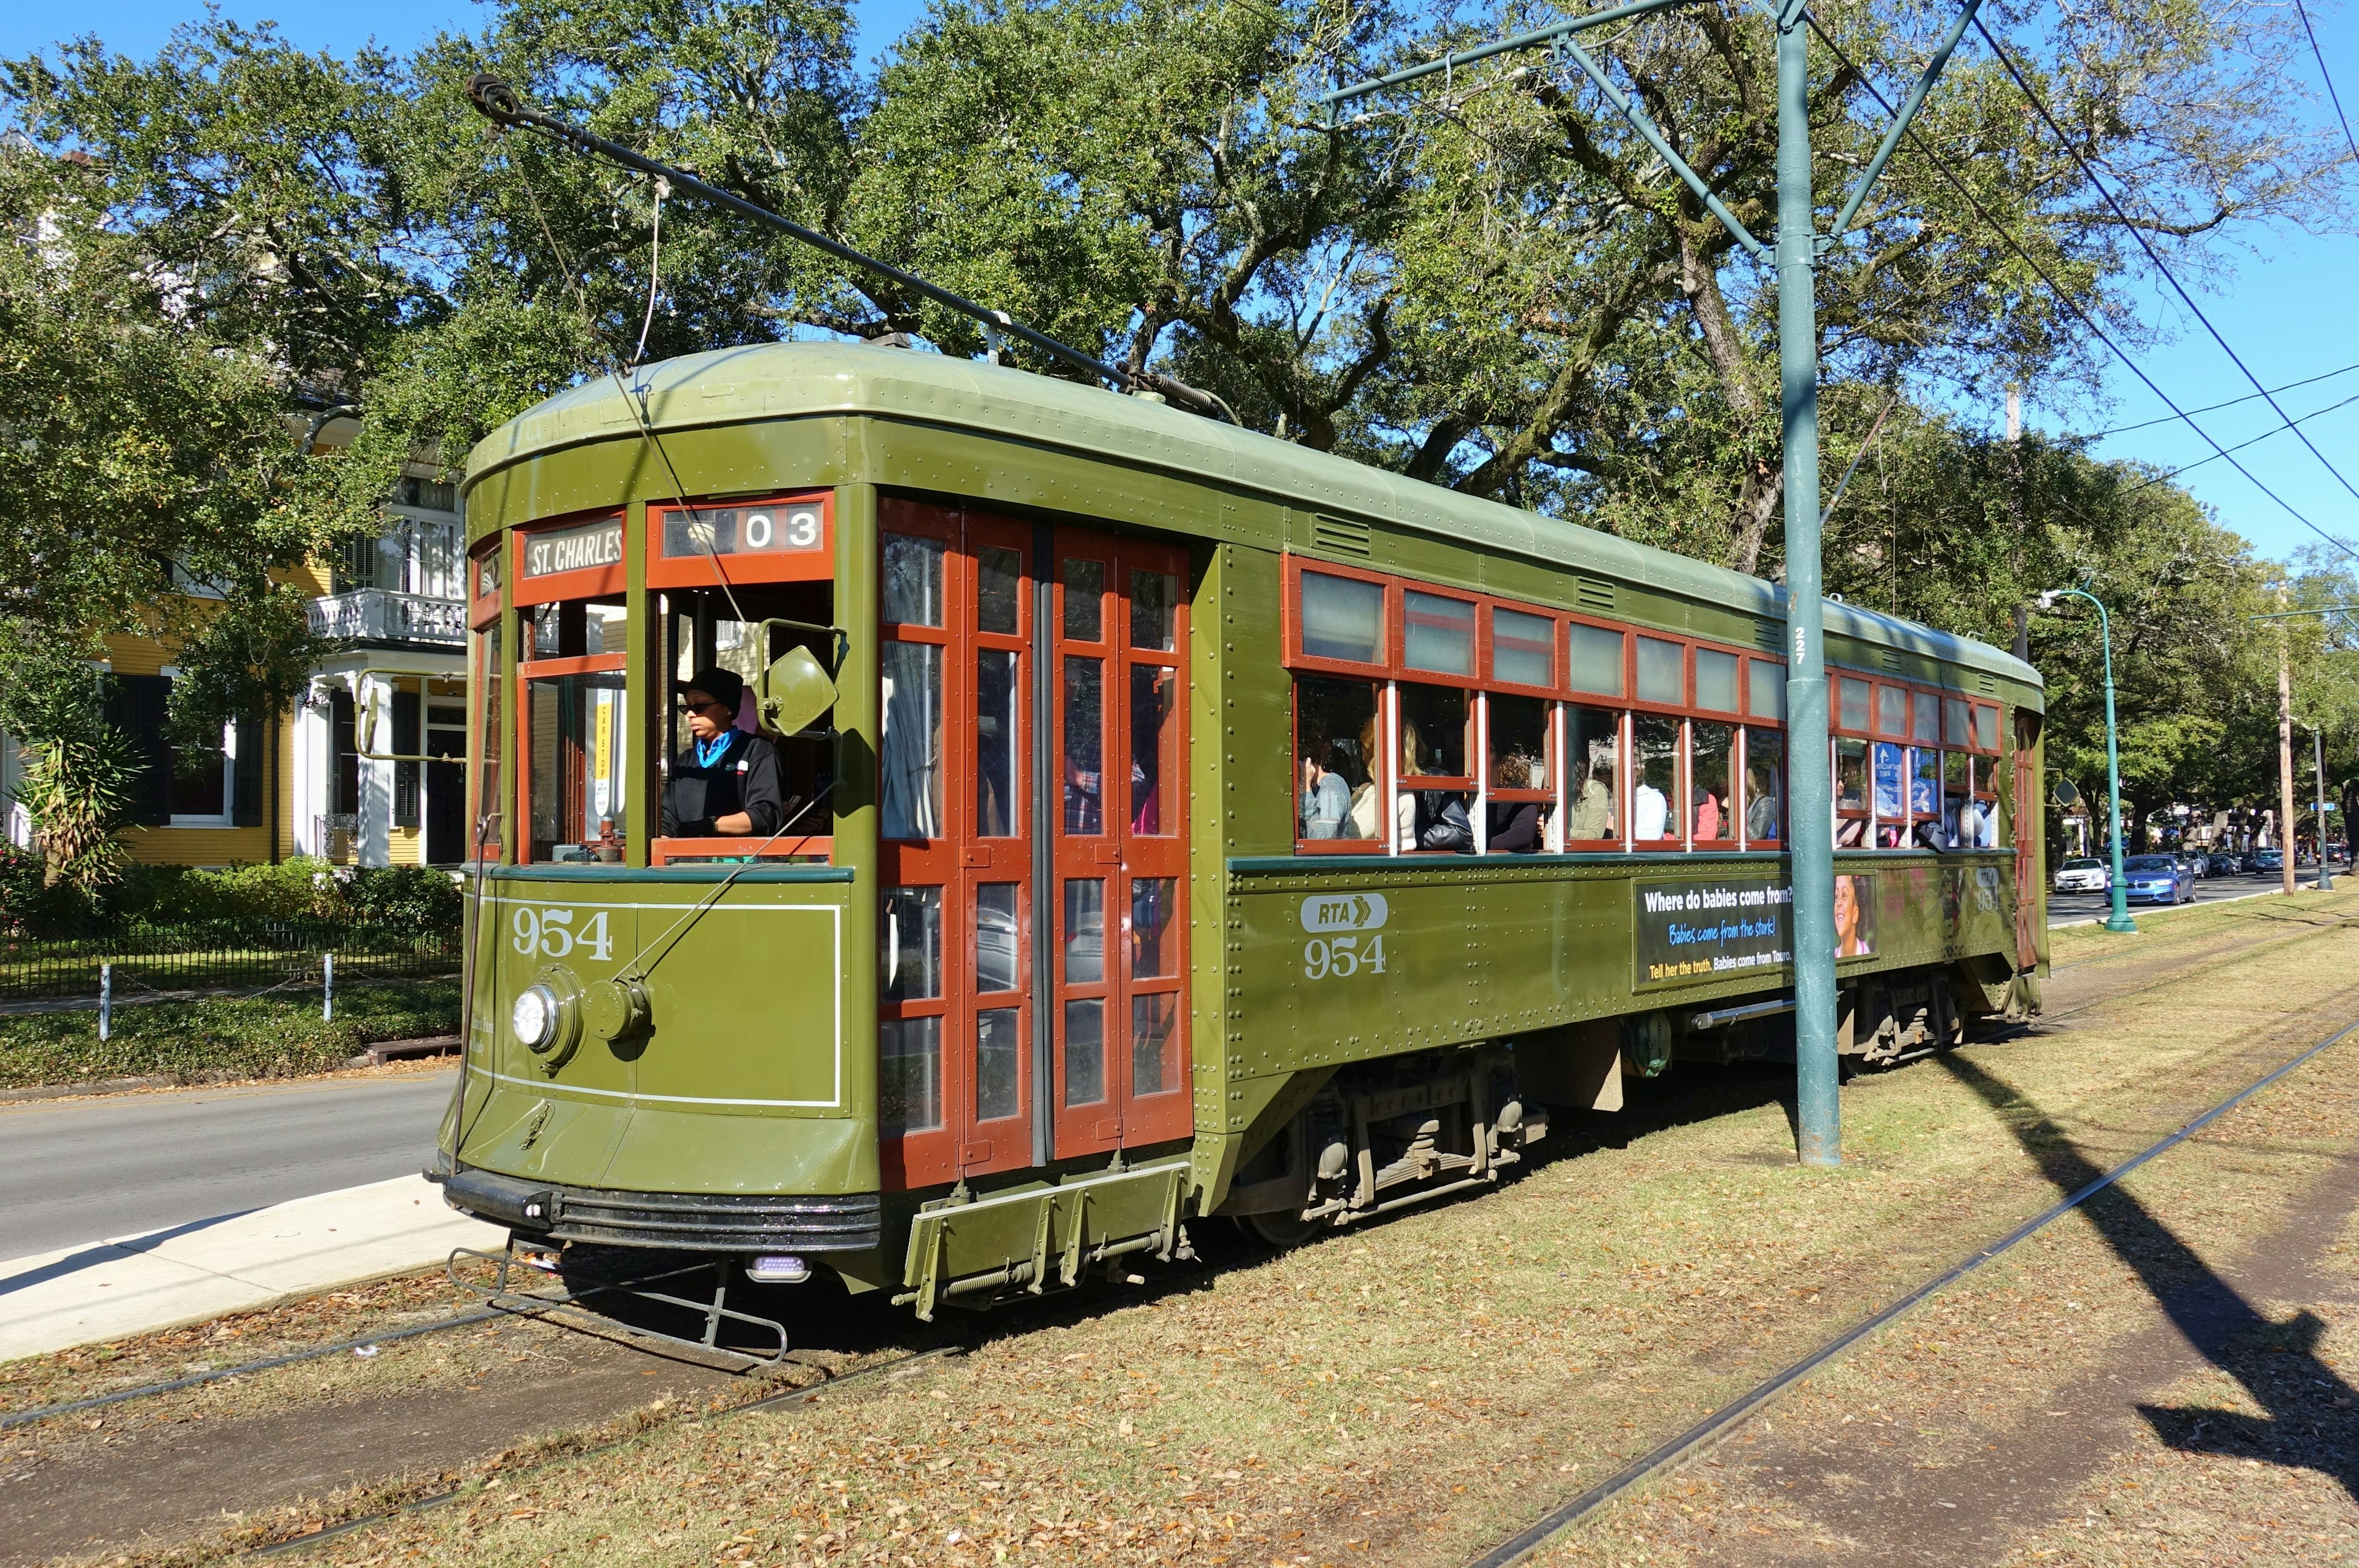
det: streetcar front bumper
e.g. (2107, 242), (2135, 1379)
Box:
(434, 1164), (882, 1253)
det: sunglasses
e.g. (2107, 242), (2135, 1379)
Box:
(677, 696), (730, 714)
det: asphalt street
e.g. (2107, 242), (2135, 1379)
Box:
(2048, 867), (2330, 925)
(0, 1069), (456, 1260)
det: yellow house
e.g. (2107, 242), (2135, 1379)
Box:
(2, 448), (469, 871)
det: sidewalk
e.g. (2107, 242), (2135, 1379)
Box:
(0, 1176), (504, 1363)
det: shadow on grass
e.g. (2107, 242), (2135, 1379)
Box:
(1939, 1047), (2359, 1503)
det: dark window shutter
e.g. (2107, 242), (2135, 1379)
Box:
(104, 674), (174, 826)
(331, 688), (358, 815)
(393, 690), (421, 828)
(233, 712), (265, 827)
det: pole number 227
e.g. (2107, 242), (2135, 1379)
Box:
(511, 905), (614, 962)
(1303, 934), (1386, 980)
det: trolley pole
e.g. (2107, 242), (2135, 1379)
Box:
(1778, 0), (1840, 1168)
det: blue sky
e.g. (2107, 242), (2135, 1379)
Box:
(8, 0), (2355, 569)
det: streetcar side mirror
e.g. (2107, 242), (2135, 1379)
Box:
(760, 646), (837, 736)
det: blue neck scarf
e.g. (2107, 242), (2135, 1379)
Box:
(695, 728), (737, 770)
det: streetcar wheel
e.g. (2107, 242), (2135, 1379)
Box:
(1240, 1209), (1327, 1250)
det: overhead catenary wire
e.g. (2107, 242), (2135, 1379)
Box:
(2082, 357), (2359, 438)
(2122, 389), (2359, 495)
(2294, 0), (2359, 167)
(1968, 15), (2359, 522)
(1804, 14), (2359, 568)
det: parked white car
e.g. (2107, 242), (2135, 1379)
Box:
(2052, 857), (2109, 893)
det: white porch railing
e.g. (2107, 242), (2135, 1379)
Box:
(308, 588), (465, 646)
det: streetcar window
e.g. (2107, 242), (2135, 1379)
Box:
(1486, 693), (1551, 854)
(978, 547), (1022, 634)
(658, 582), (835, 859)
(530, 598), (627, 658)
(472, 625), (502, 857)
(1911, 746), (1942, 848)
(1912, 692), (1939, 744)
(882, 887), (944, 1001)
(1632, 714), (1681, 845)
(1695, 649), (1740, 714)
(1691, 721), (1734, 842)
(525, 669), (628, 862)
(884, 532), (946, 627)
(1836, 736), (1868, 817)
(1129, 663), (1179, 836)
(1973, 702), (2000, 752)
(880, 1018), (943, 1133)
(1398, 682), (1472, 853)
(1492, 607), (1554, 688)
(882, 641), (944, 840)
(1945, 696), (1971, 749)
(1131, 568), (1178, 652)
(1062, 653), (1104, 833)
(1743, 728), (1783, 844)
(1403, 590), (1476, 677)
(1877, 684), (1907, 736)
(1838, 678), (1872, 733)
(1300, 569), (1384, 665)
(1565, 706), (1622, 845)
(1943, 751), (1970, 843)
(1749, 659), (1785, 720)
(1635, 638), (1684, 706)
(1294, 676), (1380, 845)
(1872, 741), (1906, 848)
(1568, 623), (1625, 697)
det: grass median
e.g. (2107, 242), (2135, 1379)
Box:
(0, 980), (460, 1090)
(219, 887), (2359, 1568)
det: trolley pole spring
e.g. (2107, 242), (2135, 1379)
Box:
(98, 962), (111, 1042)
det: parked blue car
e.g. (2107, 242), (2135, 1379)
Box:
(2121, 854), (2194, 905)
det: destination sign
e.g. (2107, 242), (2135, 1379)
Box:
(660, 502), (824, 560)
(520, 518), (624, 580)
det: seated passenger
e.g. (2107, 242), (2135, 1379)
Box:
(1745, 768), (1782, 841)
(1299, 747), (1352, 839)
(1692, 786), (1725, 841)
(663, 666), (785, 839)
(1633, 778), (1670, 841)
(1489, 753), (1543, 853)
(1568, 739), (1617, 840)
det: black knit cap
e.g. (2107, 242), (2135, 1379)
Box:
(678, 666), (744, 710)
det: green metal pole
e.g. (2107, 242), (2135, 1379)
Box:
(1778, 0), (1840, 1167)
(2087, 592), (2137, 933)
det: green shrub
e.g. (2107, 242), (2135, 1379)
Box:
(345, 864), (463, 928)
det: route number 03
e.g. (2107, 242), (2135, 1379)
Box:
(511, 905), (614, 962)
(1303, 934), (1386, 979)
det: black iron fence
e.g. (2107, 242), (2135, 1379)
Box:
(0, 916), (461, 1003)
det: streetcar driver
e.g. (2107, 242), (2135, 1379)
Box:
(663, 666), (786, 839)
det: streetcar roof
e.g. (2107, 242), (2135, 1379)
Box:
(466, 341), (2040, 692)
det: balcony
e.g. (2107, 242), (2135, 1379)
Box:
(309, 588), (465, 647)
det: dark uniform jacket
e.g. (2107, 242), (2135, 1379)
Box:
(662, 729), (786, 837)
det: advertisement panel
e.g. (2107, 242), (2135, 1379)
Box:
(1632, 875), (1877, 989)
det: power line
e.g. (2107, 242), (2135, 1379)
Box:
(2126, 389), (2359, 493)
(1971, 16), (2359, 517)
(2295, 0), (2359, 167)
(2083, 359), (2359, 438)
(1803, 14), (2359, 566)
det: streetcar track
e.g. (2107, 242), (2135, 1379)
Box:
(1460, 1010), (2359, 1567)
(245, 1346), (964, 1558)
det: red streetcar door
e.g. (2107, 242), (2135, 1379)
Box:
(878, 501), (1035, 1188)
(1048, 529), (1192, 1158)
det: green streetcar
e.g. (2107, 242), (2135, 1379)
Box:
(434, 340), (2046, 1324)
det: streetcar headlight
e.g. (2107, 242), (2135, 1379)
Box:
(512, 985), (559, 1050)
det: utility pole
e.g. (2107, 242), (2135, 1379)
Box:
(2280, 616), (2298, 897)
(2315, 725), (2334, 892)
(1321, 0), (1987, 1169)
(1775, 0), (1838, 1167)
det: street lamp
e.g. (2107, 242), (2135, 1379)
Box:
(2313, 725), (2334, 894)
(2037, 587), (2137, 934)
